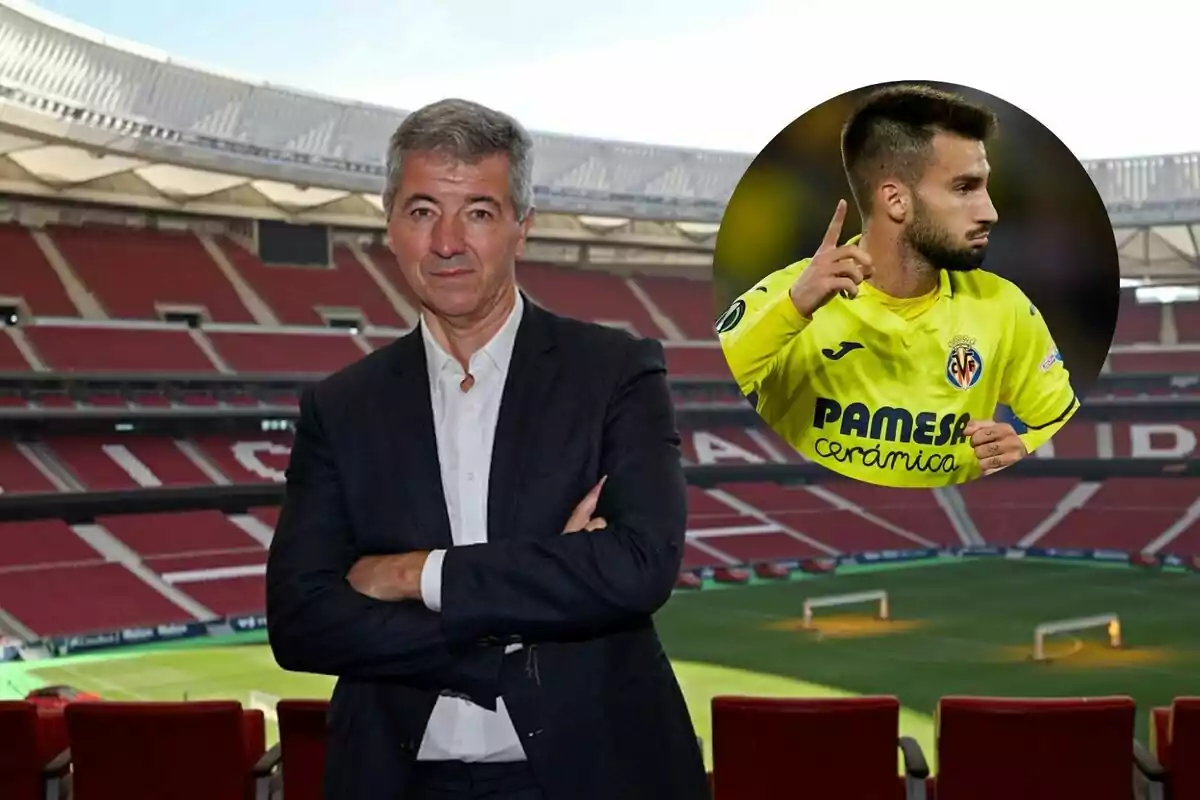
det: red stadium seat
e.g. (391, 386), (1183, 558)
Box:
(710, 695), (928, 799)
(932, 695), (1162, 799)
(0, 702), (70, 800)
(275, 699), (331, 800)
(1149, 697), (1200, 799)
(64, 700), (274, 800)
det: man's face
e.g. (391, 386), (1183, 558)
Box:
(386, 150), (531, 320)
(904, 131), (998, 272)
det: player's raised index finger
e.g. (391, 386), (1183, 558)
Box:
(817, 199), (847, 253)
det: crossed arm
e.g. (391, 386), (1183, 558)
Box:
(266, 338), (686, 695)
(264, 388), (505, 706)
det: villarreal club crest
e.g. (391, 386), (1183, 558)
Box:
(946, 335), (983, 390)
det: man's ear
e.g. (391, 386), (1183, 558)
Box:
(878, 180), (910, 224)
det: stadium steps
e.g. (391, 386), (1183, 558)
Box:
(214, 238), (408, 329)
(39, 437), (214, 492)
(633, 275), (715, 341)
(19, 442), (80, 492)
(3, 327), (45, 371)
(22, 321), (221, 374)
(175, 439), (233, 487)
(682, 538), (739, 567)
(1016, 481), (1102, 548)
(89, 443), (163, 489)
(71, 523), (216, 620)
(804, 485), (940, 549)
(28, 228), (106, 320)
(195, 234), (281, 326)
(1143, 497), (1200, 554)
(516, 262), (666, 337)
(624, 277), (685, 341)
(346, 242), (419, 327)
(742, 428), (794, 463)
(933, 487), (983, 546)
(0, 224), (77, 318)
(228, 513), (275, 548)
(703, 488), (840, 555)
(1035, 479), (1200, 552)
(0, 605), (36, 642)
(188, 328), (235, 374)
(0, 441), (60, 494)
(363, 245), (427, 312)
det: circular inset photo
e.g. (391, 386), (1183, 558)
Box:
(713, 81), (1119, 489)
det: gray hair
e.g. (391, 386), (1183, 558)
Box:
(382, 98), (535, 222)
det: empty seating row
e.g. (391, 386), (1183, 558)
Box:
(7, 223), (1200, 347)
(0, 324), (730, 377)
(0, 223), (716, 339)
(4, 470), (1200, 638)
(711, 694), (1183, 799)
(5, 695), (1199, 800)
(6, 422), (1200, 495)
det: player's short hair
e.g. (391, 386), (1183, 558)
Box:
(840, 84), (997, 217)
(383, 98), (534, 221)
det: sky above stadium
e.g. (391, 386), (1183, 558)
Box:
(27, 0), (1200, 160)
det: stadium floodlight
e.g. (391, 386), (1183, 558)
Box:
(802, 590), (890, 629)
(1032, 613), (1122, 662)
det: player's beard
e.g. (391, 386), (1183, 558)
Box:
(904, 196), (989, 272)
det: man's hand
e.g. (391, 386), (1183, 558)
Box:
(789, 199), (874, 319)
(964, 420), (1028, 476)
(347, 551), (429, 601)
(563, 476), (608, 534)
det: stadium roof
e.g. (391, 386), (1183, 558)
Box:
(0, 0), (1198, 277)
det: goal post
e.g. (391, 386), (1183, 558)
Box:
(1033, 613), (1122, 661)
(802, 589), (889, 628)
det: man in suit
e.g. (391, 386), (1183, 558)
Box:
(265, 98), (709, 800)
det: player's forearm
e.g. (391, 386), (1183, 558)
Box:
(720, 288), (811, 393)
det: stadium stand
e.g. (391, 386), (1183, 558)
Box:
(0, 223), (80, 318)
(1, 1), (1200, 796)
(45, 224), (257, 323)
(12, 214), (1197, 794)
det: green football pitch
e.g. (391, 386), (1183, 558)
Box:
(5, 557), (1200, 770)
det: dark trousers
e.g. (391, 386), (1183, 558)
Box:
(408, 760), (545, 800)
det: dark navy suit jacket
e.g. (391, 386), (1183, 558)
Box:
(265, 297), (709, 799)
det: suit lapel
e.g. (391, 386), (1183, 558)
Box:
(378, 329), (453, 551)
(487, 299), (559, 542)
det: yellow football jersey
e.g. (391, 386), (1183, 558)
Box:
(716, 242), (1078, 488)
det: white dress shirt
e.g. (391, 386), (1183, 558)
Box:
(415, 290), (527, 763)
